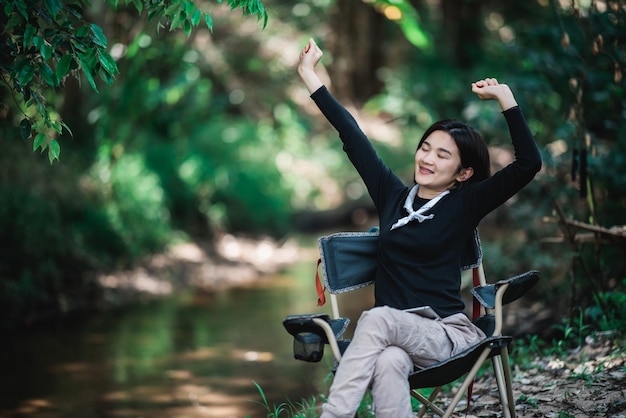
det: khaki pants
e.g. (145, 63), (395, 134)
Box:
(321, 306), (486, 418)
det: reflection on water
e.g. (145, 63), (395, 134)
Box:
(0, 258), (366, 418)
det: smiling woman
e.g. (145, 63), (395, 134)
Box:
(295, 38), (542, 417)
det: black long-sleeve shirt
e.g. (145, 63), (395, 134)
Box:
(311, 85), (542, 318)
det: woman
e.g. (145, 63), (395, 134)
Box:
(297, 38), (541, 418)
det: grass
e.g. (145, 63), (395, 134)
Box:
(251, 381), (321, 417)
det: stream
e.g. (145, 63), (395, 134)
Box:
(0, 259), (356, 418)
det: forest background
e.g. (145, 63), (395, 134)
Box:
(1, 0), (625, 347)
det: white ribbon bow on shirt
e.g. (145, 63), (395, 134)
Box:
(390, 184), (450, 230)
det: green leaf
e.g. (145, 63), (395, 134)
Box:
(23, 25), (37, 48)
(3, 1), (14, 15)
(397, 17), (429, 49)
(38, 62), (58, 86)
(99, 66), (115, 86)
(184, 0), (195, 15)
(205, 14), (214, 32)
(79, 49), (98, 69)
(14, 0), (28, 18)
(41, 43), (53, 61)
(98, 51), (118, 76)
(19, 118), (32, 139)
(51, 34), (66, 48)
(183, 19), (192, 36)
(164, 2), (181, 17)
(76, 25), (90, 38)
(78, 55), (98, 92)
(170, 10), (185, 30)
(65, 3), (83, 19)
(48, 139), (61, 163)
(43, 0), (62, 19)
(33, 133), (47, 152)
(59, 121), (73, 137)
(50, 120), (65, 135)
(33, 35), (44, 49)
(89, 23), (108, 48)
(71, 38), (87, 53)
(5, 12), (24, 32)
(191, 9), (201, 26)
(17, 63), (35, 85)
(56, 55), (72, 80)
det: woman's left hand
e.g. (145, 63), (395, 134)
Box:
(472, 78), (518, 111)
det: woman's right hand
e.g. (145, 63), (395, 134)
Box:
(299, 38), (323, 72)
(298, 38), (325, 94)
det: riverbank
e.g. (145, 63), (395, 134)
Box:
(93, 234), (307, 310)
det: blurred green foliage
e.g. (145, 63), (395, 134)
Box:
(0, 0), (624, 333)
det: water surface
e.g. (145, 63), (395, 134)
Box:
(0, 259), (358, 418)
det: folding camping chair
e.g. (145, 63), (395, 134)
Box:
(283, 229), (539, 418)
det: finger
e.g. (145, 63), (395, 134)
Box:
(472, 80), (486, 88)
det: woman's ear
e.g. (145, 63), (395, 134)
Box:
(456, 167), (474, 182)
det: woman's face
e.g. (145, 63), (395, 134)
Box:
(414, 130), (471, 197)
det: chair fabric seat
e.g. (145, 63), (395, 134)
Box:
(408, 335), (512, 389)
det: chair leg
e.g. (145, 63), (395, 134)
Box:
(492, 351), (515, 418)
(442, 347), (492, 418)
(411, 387), (444, 417)
(500, 347), (516, 417)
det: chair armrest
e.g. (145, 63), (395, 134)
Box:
(283, 314), (349, 341)
(283, 314), (350, 362)
(471, 270), (540, 309)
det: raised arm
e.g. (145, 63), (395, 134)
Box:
(471, 78), (518, 111)
(298, 38), (325, 94)
(468, 78), (542, 221)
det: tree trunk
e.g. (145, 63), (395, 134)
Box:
(441, 0), (485, 67)
(328, 0), (387, 104)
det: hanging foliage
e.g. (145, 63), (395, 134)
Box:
(0, 0), (268, 163)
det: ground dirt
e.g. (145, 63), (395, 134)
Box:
(438, 332), (626, 418)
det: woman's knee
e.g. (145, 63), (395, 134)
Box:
(373, 346), (412, 378)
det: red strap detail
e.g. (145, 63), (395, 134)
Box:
(315, 258), (326, 306)
(472, 267), (481, 320)
(466, 379), (475, 416)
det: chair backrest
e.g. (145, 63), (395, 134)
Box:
(317, 228), (485, 320)
(319, 228), (482, 292)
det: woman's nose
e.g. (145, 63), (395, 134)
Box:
(421, 152), (434, 164)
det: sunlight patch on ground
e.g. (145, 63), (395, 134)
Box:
(216, 234), (300, 273)
(94, 235), (302, 304)
(98, 270), (173, 295)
